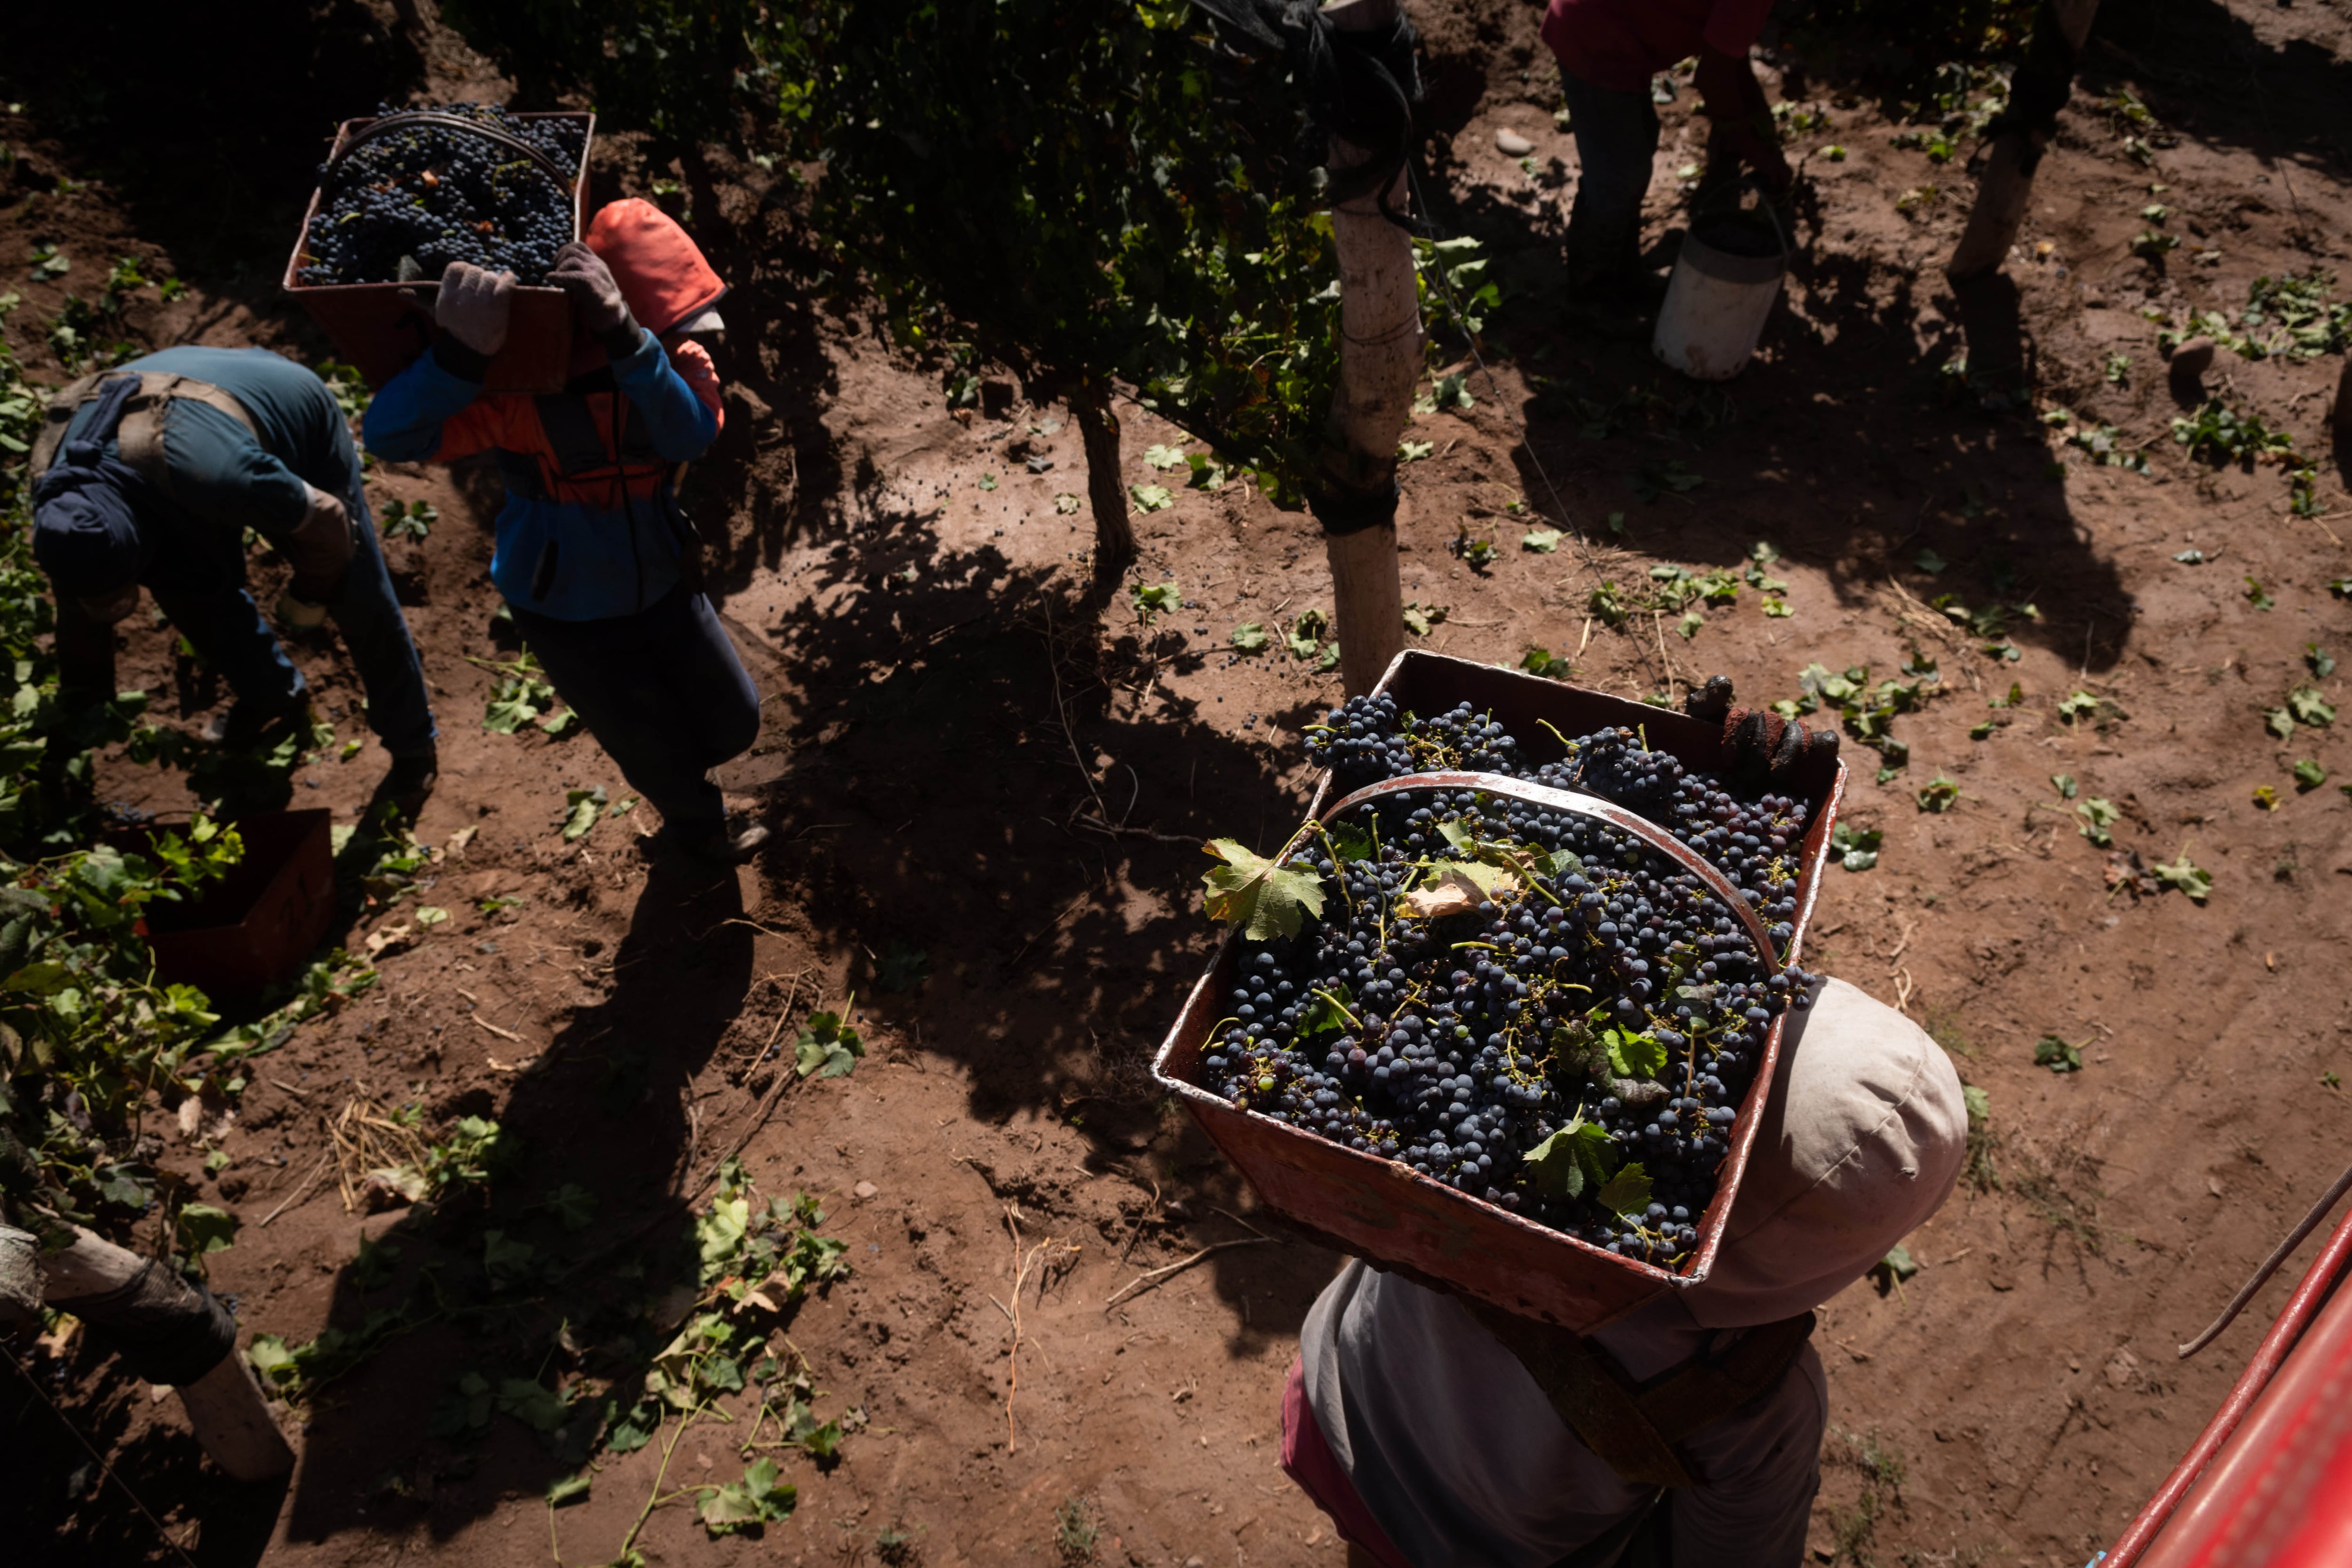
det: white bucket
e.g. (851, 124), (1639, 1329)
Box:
(1652, 215), (1787, 381)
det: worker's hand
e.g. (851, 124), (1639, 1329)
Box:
(437, 261), (516, 357)
(274, 589), (329, 631)
(548, 242), (639, 352)
(75, 583), (141, 625)
(1696, 675), (1839, 783)
(1693, 46), (1793, 197)
(281, 482), (354, 609)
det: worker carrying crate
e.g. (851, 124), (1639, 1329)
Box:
(362, 199), (768, 868)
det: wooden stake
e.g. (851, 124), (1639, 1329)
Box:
(1073, 382), (1136, 574)
(1946, 0), (2100, 283)
(41, 1227), (294, 1480)
(1322, 0), (1424, 695)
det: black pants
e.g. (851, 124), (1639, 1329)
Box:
(510, 586), (760, 834)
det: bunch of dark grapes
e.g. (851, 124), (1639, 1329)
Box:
(299, 103), (585, 287)
(1193, 701), (1823, 1269)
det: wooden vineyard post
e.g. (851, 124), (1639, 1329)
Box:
(1074, 379), (1138, 575)
(1321, 0), (1425, 697)
(40, 1226), (295, 1482)
(1946, 0), (2101, 283)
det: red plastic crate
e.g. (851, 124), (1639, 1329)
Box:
(137, 810), (334, 998)
(281, 111), (594, 394)
(1151, 649), (1845, 1332)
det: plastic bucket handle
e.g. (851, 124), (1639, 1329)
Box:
(1319, 769), (1784, 974)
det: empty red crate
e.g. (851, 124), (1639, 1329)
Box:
(282, 111), (595, 394)
(137, 810), (334, 998)
(1151, 650), (1845, 1332)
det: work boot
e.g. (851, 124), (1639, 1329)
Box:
(374, 747), (439, 826)
(647, 815), (772, 869)
(201, 692), (313, 751)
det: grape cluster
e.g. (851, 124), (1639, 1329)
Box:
(1195, 700), (1824, 1269)
(298, 103), (584, 287)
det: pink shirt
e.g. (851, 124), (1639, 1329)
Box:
(1541, 0), (1780, 93)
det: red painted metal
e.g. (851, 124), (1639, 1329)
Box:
(281, 112), (594, 393)
(2104, 1202), (2352, 1568)
(1150, 650), (1845, 1331)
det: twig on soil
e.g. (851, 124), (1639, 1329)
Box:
(469, 1014), (525, 1044)
(1004, 892), (1089, 974)
(1000, 1204), (1081, 1453)
(1071, 810), (1200, 845)
(267, 1077), (310, 1101)
(1103, 1235), (1277, 1310)
(258, 1147), (336, 1228)
(2178, 1152), (2352, 1359)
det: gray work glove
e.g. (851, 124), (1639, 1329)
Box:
(548, 242), (642, 357)
(437, 261), (516, 357)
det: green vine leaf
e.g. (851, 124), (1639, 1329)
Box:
(1200, 838), (1325, 940)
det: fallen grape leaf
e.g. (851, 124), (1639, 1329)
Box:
(794, 1011), (864, 1079)
(2034, 1034), (2083, 1073)
(1201, 839), (1326, 939)
(1144, 443), (1189, 470)
(2150, 853), (2212, 902)
(1128, 483), (1173, 512)
(699, 1457), (796, 1536)
(1521, 527), (1562, 553)
(1054, 493), (1081, 515)
(561, 786), (606, 842)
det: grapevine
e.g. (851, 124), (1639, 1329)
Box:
(1195, 698), (1825, 1270)
(297, 103), (583, 287)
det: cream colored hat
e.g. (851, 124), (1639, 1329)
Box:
(1682, 976), (1968, 1327)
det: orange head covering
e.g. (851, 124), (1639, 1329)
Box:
(583, 199), (727, 338)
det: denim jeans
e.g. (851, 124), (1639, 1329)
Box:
(510, 586), (761, 834)
(146, 464), (436, 758)
(1560, 68), (1662, 285)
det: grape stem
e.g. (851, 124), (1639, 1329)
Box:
(1311, 989), (1363, 1028)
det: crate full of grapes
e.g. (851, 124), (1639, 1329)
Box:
(282, 105), (594, 394)
(1152, 649), (1846, 1331)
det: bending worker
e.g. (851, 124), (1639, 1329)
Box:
(1281, 707), (1966, 1566)
(29, 348), (439, 815)
(364, 199), (766, 868)
(1543, 0), (1794, 318)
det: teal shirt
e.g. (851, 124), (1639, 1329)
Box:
(64, 347), (361, 535)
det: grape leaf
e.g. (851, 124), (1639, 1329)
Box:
(547, 1472), (592, 1507)
(1436, 820), (1477, 855)
(794, 1011), (864, 1079)
(175, 1202), (238, 1257)
(1326, 821), (1374, 863)
(1521, 527), (1562, 553)
(1523, 1114), (1616, 1199)
(1200, 839), (1325, 940)
(1129, 483), (1174, 512)
(1401, 860), (1516, 919)
(1299, 983), (1355, 1038)
(496, 1377), (567, 1433)
(1231, 621), (1268, 652)
(1596, 1162), (1653, 1219)
(2288, 686), (2335, 727)
(1603, 1027), (1667, 1079)
(561, 786), (606, 842)
(1144, 443), (1190, 470)
(2033, 1034), (2083, 1073)
(699, 1457), (796, 1536)
(2150, 853), (2212, 902)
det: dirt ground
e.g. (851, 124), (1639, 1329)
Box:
(6, 0), (2352, 1564)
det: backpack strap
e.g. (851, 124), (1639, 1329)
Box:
(27, 371), (260, 502)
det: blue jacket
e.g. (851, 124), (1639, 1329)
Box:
(361, 330), (723, 621)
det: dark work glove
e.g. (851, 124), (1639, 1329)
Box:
(1693, 46), (1794, 197)
(1684, 675), (1735, 724)
(548, 242), (641, 358)
(1720, 704), (1839, 788)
